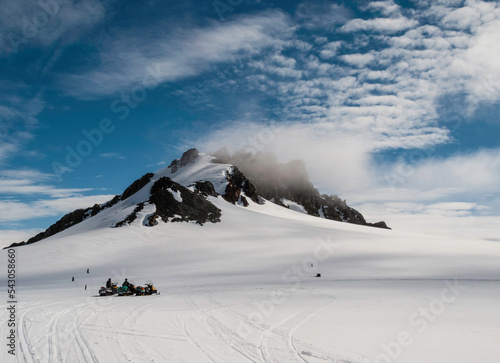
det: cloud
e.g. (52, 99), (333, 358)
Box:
(0, 194), (114, 223)
(0, 169), (52, 181)
(0, 92), (46, 161)
(59, 10), (294, 98)
(0, 229), (43, 248)
(340, 17), (419, 33)
(194, 0), (500, 236)
(0, 169), (114, 224)
(356, 201), (500, 241)
(0, 168), (100, 197)
(0, 0), (106, 54)
(340, 53), (375, 67)
(401, 149), (500, 194)
(319, 41), (342, 59)
(345, 148), (500, 238)
(360, 0), (402, 17)
(99, 153), (126, 160)
(295, 1), (353, 30)
(0, 182), (93, 198)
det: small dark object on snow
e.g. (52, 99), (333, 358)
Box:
(316, 273), (321, 278)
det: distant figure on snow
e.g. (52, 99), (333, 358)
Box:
(106, 278), (112, 288)
(122, 278), (130, 288)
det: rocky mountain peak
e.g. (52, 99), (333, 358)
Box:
(211, 148), (390, 229)
(168, 148), (200, 173)
(6, 147), (389, 249)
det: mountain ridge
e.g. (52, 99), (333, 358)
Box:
(5, 148), (388, 249)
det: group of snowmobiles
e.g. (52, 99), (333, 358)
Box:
(99, 278), (158, 297)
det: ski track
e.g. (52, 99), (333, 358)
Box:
(47, 307), (72, 363)
(17, 304), (39, 363)
(259, 299), (337, 363)
(203, 314), (259, 362)
(183, 314), (218, 363)
(114, 296), (164, 363)
(71, 301), (100, 363)
(5, 289), (387, 363)
(127, 298), (161, 363)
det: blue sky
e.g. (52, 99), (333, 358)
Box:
(1, 0), (500, 245)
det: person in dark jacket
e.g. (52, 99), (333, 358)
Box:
(106, 278), (112, 288)
(122, 278), (135, 293)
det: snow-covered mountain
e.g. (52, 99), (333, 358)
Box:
(8, 148), (387, 248)
(2, 149), (499, 363)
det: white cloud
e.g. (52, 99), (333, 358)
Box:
(0, 0), (106, 54)
(0, 181), (93, 198)
(319, 41), (342, 59)
(0, 93), (46, 161)
(295, 1), (353, 30)
(0, 168), (97, 198)
(0, 169), (114, 224)
(361, 0), (402, 17)
(403, 149), (500, 193)
(340, 17), (419, 33)
(340, 53), (375, 67)
(60, 10), (294, 98)
(0, 195), (115, 223)
(0, 229), (43, 248)
(99, 153), (126, 160)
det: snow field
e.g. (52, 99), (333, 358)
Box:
(1, 155), (499, 362)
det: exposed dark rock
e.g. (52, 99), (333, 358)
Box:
(122, 173), (154, 200)
(101, 195), (121, 209)
(4, 241), (26, 248)
(150, 177), (221, 225)
(115, 203), (145, 227)
(367, 221), (391, 229)
(21, 207), (94, 245)
(180, 148), (200, 167)
(319, 195), (366, 225)
(4, 172), (156, 248)
(222, 166), (260, 205)
(215, 150), (390, 229)
(194, 181), (217, 197)
(145, 212), (159, 226)
(169, 148), (200, 173)
(90, 204), (101, 217)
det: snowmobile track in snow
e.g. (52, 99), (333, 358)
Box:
(259, 299), (337, 363)
(47, 307), (72, 363)
(72, 302), (100, 363)
(17, 306), (37, 363)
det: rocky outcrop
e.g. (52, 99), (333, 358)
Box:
(212, 149), (390, 229)
(16, 205), (99, 247)
(223, 166), (260, 206)
(5, 147), (390, 250)
(115, 203), (145, 227)
(122, 173), (154, 200)
(169, 148), (200, 173)
(367, 221), (390, 229)
(194, 181), (218, 197)
(149, 177), (221, 225)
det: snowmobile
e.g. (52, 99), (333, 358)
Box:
(144, 281), (158, 295)
(118, 284), (136, 296)
(99, 286), (109, 296)
(99, 282), (118, 296)
(135, 286), (146, 296)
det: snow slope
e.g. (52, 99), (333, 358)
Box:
(1, 155), (500, 363)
